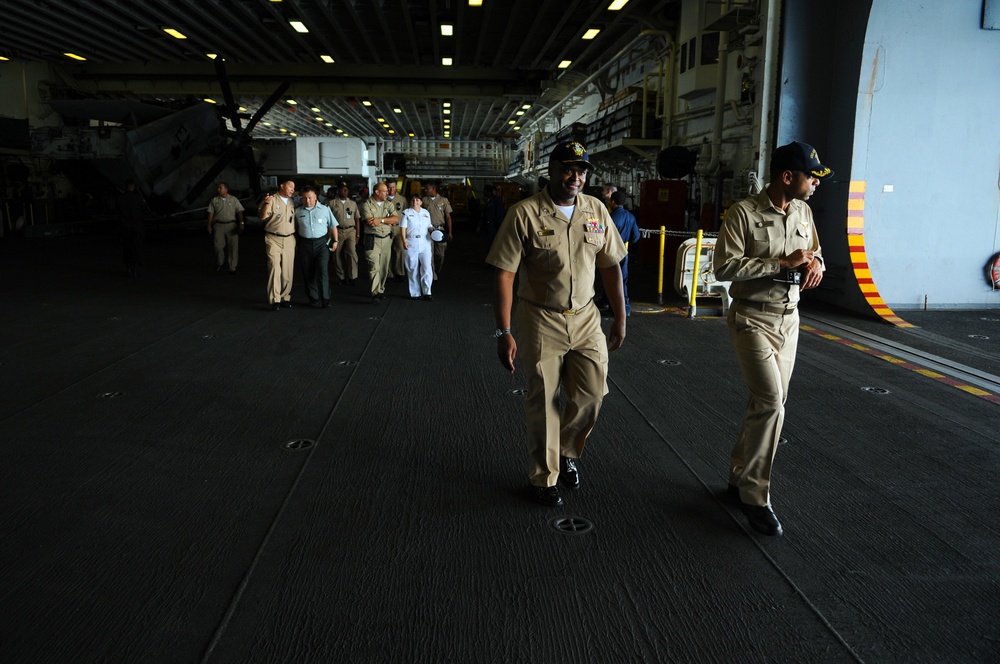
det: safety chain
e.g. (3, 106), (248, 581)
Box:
(638, 228), (719, 239)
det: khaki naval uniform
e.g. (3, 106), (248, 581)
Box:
(386, 193), (408, 278)
(486, 188), (626, 487)
(360, 196), (395, 297)
(258, 195), (297, 305)
(329, 197), (360, 282)
(207, 194), (245, 271)
(422, 194), (453, 279)
(713, 189), (823, 507)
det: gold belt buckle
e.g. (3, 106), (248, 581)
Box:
(561, 308), (577, 315)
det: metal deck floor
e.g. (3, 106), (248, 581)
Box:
(1, 227), (998, 663)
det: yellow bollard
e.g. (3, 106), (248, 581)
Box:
(657, 226), (665, 304)
(688, 229), (704, 318)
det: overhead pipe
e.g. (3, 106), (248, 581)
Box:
(528, 29), (673, 135)
(756, 0), (782, 184)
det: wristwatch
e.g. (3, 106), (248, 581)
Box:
(494, 328), (511, 338)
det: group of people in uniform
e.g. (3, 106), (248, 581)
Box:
(487, 139), (831, 538)
(249, 178), (455, 309)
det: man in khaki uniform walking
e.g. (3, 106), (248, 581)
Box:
(258, 178), (297, 311)
(422, 182), (453, 279)
(713, 141), (832, 536)
(487, 141), (627, 507)
(328, 183), (360, 286)
(206, 182), (244, 274)
(361, 182), (399, 302)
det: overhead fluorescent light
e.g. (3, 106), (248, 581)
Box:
(508, 120), (516, 125)
(290, 132), (297, 136)
(522, 104), (532, 109)
(320, 55), (335, 63)
(286, 99), (298, 105)
(388, 130), (395, 134)
(558, 60), (572, 68)
(315, 117), (323, 121)
(516, 111), (524, 116)
(443, 109), (451, 114)
(393, 108), (402, 113)
(362, 100), (372, 106)
(608, 0), (629, 9)
(63, 53), (87, 61)
(239, 106), (247, 112)
(163, 28), (187, 39)
(377, 117), (385, 122)
(289, 21), (309, 33)
(325, 122), (333, 127)
(280, 128), (288, 133)
(203, 99), (217, 104)
(443, 102), (451, 107)
(442, 57), (453, 66)
(513, 126), (521, 130)
(469, 0), (482, 6)
(0, 56), (9, 61)
(583, 28), (601, 39)
(262, 122), (272, 126)
(206, 53), (218, 60)
(311, 107), (321, 112)
(441, 24), (453, 36)
(382, 123), (390, 128)
(408, 133), (415, 137)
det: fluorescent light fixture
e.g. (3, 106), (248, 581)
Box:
(286, 99), (298, 105)
(362, 100), (372, 106)
(262, 122), (272, 126)
(163, 28), (187, 39)
(408, 133), (415, 137)
(320, 55), (335, 63)
(203, 99), (217, 104)
(443, 102), (451, 107)
(508, 120), (516, 124)
(0, 56), (9, 61)
(582, 28), (600, 39)
(514, 126), (521, 130)
(315, 117), (323, 121)
(290, 132), (297, 136)
(206, 53), (218, 60)
(442, 57), (453, 66)
(516, 111), (524, 116)
(238, 106), (248, 112)
(280, 128), (288, 133)
(469, 0), (482, 5)
(393, 108), (402, 113)
(63, 53), (87, 61)
(608, 0), (629, 9)
(522, 104), (532, 109)
(311, 107), (321, 112)
(336, 128), (344, 133)
(558, 60), (572, 68)
(289, 21), (309, 33)
(441, 24), (453, 36)
(325, 122), (333, 127)
(443, 109), (451, 114)
(388, 130), (395, 134)
(382, 123), (390, 128)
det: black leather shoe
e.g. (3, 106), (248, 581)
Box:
(422, 294), (433, 301)
(270, 303), (280, 311)
(741, 503), (783, 536)
(280, 301), (292, 308)
(531, 485), (564, 507)
(559, 456), (581, 489)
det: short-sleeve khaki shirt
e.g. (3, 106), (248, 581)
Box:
(486, 188), (627, 312)
(422, 195), (452, 228)
(361, 197), (393, 238)
(713, 190), (823, 304)
(258, 195), (295, 235)
(207, 195), (244, 221)
(329, 198), (360, 228)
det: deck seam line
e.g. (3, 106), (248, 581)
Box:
(608, 375), (867, 664)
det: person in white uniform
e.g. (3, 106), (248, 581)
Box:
(400, 194), (434, 300)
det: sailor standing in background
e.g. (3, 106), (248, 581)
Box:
(386, 180), (407, 281)
(206, 182), (244, 274)
(294, 186), (338, 308)
(713, 141), (831, 537)
(258, 178), (297, 311)
(329, 183), (360, 286)
(487, 141), (627, 507)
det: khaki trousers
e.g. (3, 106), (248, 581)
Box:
(432, 239), (447, 279)
(264, 233), (295, 304)
(332, 226), (358, 281)
(364, 234), (392, 296)
(212, 221), (239, 271)
(390, 225), (406, 277)
(516, 300), (609, 487)
(727, 304), (800, 506)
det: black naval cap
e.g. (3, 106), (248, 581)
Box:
(771, 141), (833, 180)
(549, 141), (595, 171)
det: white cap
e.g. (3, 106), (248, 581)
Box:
(431, 229), (445, 242)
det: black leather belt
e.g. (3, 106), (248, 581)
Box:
(735, 299), (797, 315)
(340, 225), (355, 229)
(214, 220), (236, 224)
(266, 231), (293, 237)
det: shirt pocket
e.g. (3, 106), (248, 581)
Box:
(794, 225), (812, 246)
(583, 232), (606, 254)
(751, 225), (774, 255)
(529, 232), (564, 272)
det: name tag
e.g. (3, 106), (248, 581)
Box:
(537, 227), (555, 236)
(754, 220), (774, 228)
